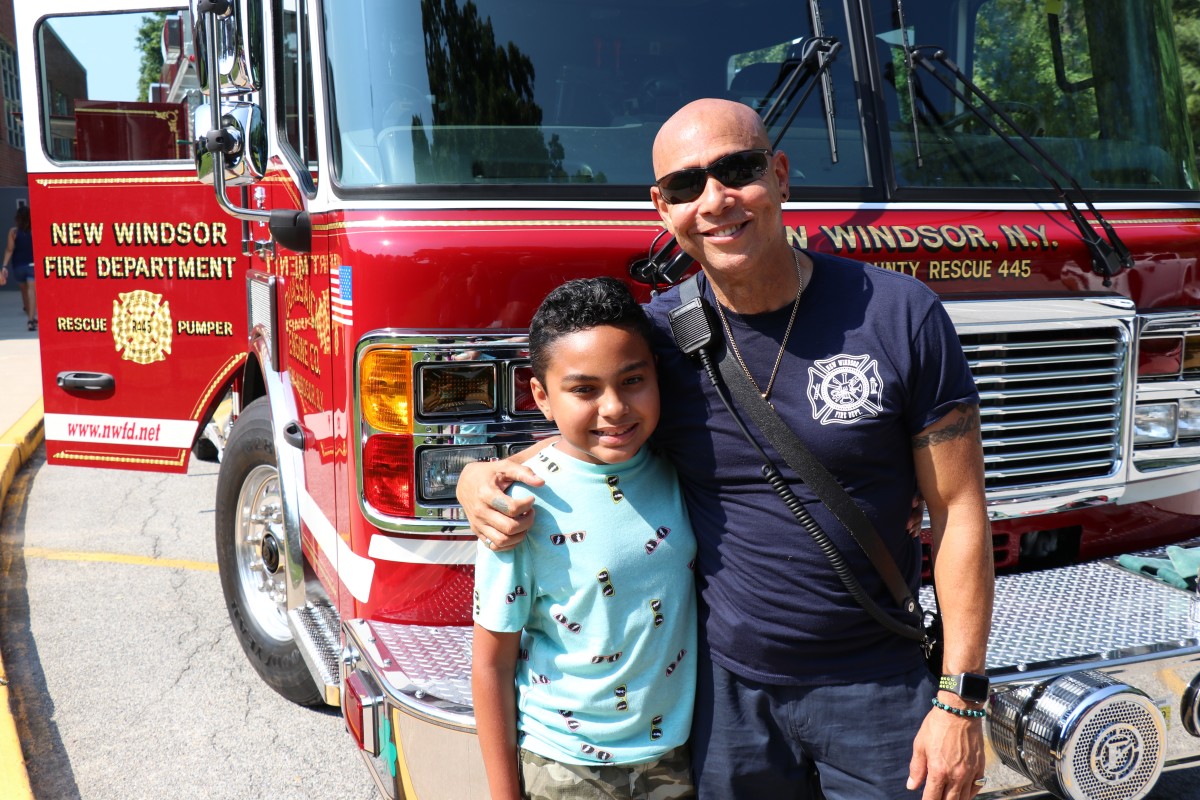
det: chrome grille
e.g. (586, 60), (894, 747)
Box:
(961, 327), (1125, 491)
(247, 271), (278, 370)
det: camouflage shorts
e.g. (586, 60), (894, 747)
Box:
(519, 745), (695, 800)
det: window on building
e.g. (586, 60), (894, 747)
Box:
(0, 40), (23, 150)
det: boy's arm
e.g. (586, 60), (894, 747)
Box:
(472, 624), (524, 800)
(457, 438), (555, 550)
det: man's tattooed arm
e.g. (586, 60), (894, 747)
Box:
(911, 403), (980, 450)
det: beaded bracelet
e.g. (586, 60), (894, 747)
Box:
(931, 697), (986, 719)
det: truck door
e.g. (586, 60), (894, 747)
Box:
(17, 2), (245, 473)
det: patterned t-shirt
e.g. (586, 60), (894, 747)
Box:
(473, 443), (697, 766)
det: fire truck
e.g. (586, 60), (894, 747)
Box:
(15, 0), (1200, 797)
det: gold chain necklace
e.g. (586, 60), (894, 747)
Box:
(715, 249), (804, 405)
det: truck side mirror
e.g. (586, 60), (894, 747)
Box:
(190, 0), (257, 93)
(193, 102), (267, 186)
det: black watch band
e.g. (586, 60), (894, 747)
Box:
(938, 672), (990, 704)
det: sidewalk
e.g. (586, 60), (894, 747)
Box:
(0, 287), (42, 800)
(0, 288), (42, 517)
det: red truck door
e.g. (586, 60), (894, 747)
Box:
(18, 3), (246, 472)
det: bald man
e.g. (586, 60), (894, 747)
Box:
(459, 99), (993, 800)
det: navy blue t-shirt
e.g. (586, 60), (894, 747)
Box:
(644, 251), (978, 686)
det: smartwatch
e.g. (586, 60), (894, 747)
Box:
(938, 672), (990, 704)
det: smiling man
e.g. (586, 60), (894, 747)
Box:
(459, 98), (993, 800)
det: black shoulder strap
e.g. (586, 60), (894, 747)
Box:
(679, 273), (702, 302)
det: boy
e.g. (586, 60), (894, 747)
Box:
(472, 277), (697, 800)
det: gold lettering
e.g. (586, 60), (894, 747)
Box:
(928, 260), (992, 280)
(821, 226), (860, 251)
(176, 320), (234, 336)
(287, 329), (322, 375)
(893, 226), (921, 252)
(999, 224), (1032, 249)
(290, 370), (325, 413)
(868, 226), (896, 251)
(786, 225), (809, 250)
(963, 225), (990, 252)
(56, 316), (108, 332)
(917, 225), (944, 250)
(109, 220), (230, 247)
(44, 255), (89, 278)
(941, 226), (968, 251)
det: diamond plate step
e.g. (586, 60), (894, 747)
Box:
(290, 602), (343, 705)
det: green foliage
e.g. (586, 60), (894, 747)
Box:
(973, 0), (1097, 138)
(1178, 1), (1200, 160)
(136, 12), (168, 103)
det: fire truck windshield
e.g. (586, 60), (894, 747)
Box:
(322, 0), (1196, 198)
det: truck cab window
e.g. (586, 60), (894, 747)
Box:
(36, 11), (196, 163)
(274, 0), (319, 190)
(322, 0), (869, 195)
(870, 0), (1196, 193)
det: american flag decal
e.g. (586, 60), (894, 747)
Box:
(332, 265), (353, 325)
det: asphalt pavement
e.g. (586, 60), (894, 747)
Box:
(0, 287), (42, 799)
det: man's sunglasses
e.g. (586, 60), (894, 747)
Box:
(654, 149), (773, 205)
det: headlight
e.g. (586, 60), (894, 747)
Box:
(420, 446), (496, 500)
(1134, 402), (1178, 445)
(1178, 398), (1200, 440)
(418, 363), (496, 416)
(1184, 335), (1200, 375)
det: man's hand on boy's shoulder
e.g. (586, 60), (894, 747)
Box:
(457, 446), (551, 551)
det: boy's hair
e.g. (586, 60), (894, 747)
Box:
(529, 277), (653, 381)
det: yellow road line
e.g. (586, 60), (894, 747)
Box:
(21, 547), (218, 573)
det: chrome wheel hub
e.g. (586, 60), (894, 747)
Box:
(235, 463), (290, 642)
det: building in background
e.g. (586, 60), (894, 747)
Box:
(0, 1), (27, 215)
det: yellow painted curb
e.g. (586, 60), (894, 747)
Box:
(0, 651), (34, 800)
(0, 398), (44, 516)
(0, 396), (42, 800)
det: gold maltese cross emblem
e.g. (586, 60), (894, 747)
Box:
(112, 290), (173, 365)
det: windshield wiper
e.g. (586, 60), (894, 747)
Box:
(630, 35), (841, 288)
(908, 47), (1133, 287)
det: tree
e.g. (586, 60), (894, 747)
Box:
(136, 12), (168, 102)
(1176, 1), (1200, 165)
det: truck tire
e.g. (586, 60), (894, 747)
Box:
(215, 397), (323, 706)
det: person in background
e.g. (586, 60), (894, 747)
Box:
(472, 276), (697, 800)
(0, 205), (36, 331)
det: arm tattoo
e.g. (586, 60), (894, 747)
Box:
(489, 495), (512, 515)
(912, 403), (980, 450)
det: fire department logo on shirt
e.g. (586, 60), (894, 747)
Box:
(112, 290), (173, 365)
(806, 354), (882, 425)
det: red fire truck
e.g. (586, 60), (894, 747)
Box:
(16, 0), (1200, 797)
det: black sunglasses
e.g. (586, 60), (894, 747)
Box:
(654, 149), (773, 205)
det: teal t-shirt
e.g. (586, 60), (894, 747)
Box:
(473, 443), (697, 766)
